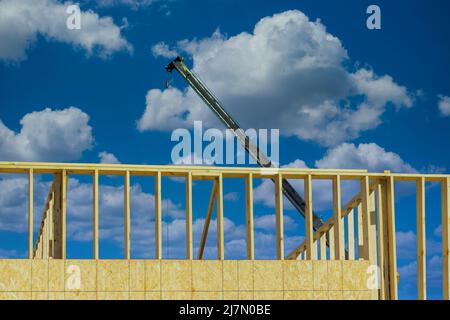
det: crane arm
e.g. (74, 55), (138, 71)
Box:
(166, 56), (325, 232)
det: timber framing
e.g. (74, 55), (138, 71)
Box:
(0, 161), (449, 300)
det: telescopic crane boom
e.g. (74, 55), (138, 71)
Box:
(166, 56), (325, 234)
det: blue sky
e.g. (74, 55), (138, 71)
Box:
(0, 0), (450, 300)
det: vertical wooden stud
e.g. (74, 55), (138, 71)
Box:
(329, 227), (335, 260)
(185, 172), (193, 260)
(348, 209), (355, 260)
(369, 191), (378, 264)
(417, 177), (427, 300)
(333, 175), (344, 260)
(376, 184), (386, 300)
(357, 203), (364, 258)
(442, 177), (450, 300)
(312, 240), (318, 260)
(216, 174), (224, 260)
(305, 175), (316, 260)
(93, 170), (99, 259)
(386, 176), (398, 300)
(369, 189), (378, 300)
(43, 209), (48, 259)
(275, 174), (284, 260)
(320, 234), (327, 260)
(155, 172), (162, 260)
(61, 170), (67, 259)
(28, 169), (34, 259)
(245, 173), (255, 260)
(361, 176), (372, 262)
(124, 171), (131, 259)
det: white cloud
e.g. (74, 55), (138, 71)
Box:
(315, 143), (416, 173)
(98, 151), (120, 164)
(396, 230), (441, 260)
(0, 0), (132, 62)
(152, 41), (178, 58)
(398, 255), (442, 292)
(254, 142), (417, 211)
(438, 95), (450, 116)
(139, 10), (412, 146)
(0, 176), (32, 232)
(254, 214), (298, 232)
(0, 107), (93, 162)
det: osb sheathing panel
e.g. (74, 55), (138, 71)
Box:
(0, 259), (374, 300)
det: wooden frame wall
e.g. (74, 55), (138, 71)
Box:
(2, 161), (450, 300)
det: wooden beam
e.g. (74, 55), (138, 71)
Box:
(333, 175), (344, 259)
(0, 161), (368, 177)
(369, 192), (378, 264)
(275, 174), (284, 260)
(320, 234), (326, 260)
(361, 176), (372, 262)
(329, 227), (335, 260)
(369, 189), (378, 300)
(28, 169), (34, 259)
(48, 193), (54, 258)
(347, 209), (355, 260)
(185, 172), (193, 260)
(216, 174), (225, 260)
(43, 208), (48, 259)
(305, 175), (316, 260)
(197, 181), (218, 260)
(245, 174), (255, 260)
(124, 171), (131, 259)
(93, 170), (99, 259)
(357, 203), (364, 258)
(61, 170), (67, 259)
(312, 240), (318, 260)
(155, 172), (162, 260)
(52, 174), (62, 259)
(386, 176), (398, 300)
(417, 177), (427, 300)
(376, 184), (386, 300)
(442, 177), (450, 300)
(380, 180), (392, 299)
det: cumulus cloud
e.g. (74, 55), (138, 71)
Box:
(438, 95), (450, 116)
(398, 255), (442, 294)
(98, 151), (120, 164)
(315, 143), (416, 173)
(254, 142), (417, 211)
(0, 176), (34, 233)
(396, 230), (441, 260)
(0, 107), (93, 162)
(139, 10), (412, 146)
(0, 0), (132, 62)
(254, 214), (298, 232)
